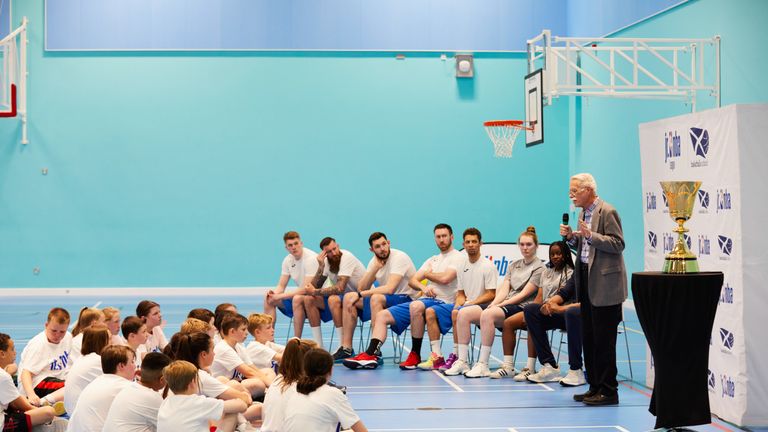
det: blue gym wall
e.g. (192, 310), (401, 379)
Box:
(1, 0), (766, 289)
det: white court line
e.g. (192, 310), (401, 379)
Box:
(70, 301), (102, 330)
(432, 369), (464, 392)
(370, 427), (630, 432)
(350, 389), (552, 394)
(348, 384), (540, 388)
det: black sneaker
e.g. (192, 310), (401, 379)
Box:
(327, 380), (347, 394)
(332, 347), (355, 363)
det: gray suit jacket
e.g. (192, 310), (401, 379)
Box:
(573, 199), (628, 307)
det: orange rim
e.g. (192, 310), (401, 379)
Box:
(483, 119), (533, 130)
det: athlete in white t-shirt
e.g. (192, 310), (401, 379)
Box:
(209, 314), (271, 397)
(158, 360), (247, 432)
(342, 232), (419, 369)
(66, 345), (137, 432)
(402, 223), (464, 370)
(264, 231), (320, 339)
(103, 352), (171, 432)
(443, 228), (501, 376)
(1, 333), (57, 431)
(303, 237), (367, 350)
(17, 308), (72, 406)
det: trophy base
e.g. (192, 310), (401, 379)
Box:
(663, 257), (700, 274)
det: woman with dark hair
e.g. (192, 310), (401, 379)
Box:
(282, 348), (367, 432)
(261, 338), (317, 432)
(136, 300), (167, 353)
(494, 240), (575, 380)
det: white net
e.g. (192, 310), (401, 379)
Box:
(484, 121), (526, 158)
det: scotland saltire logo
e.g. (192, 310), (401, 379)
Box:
(648, 231), (657, 250)
(661, 192), (669, 213)
(683, 233), (692, 250)
(645, 192), (657, 212)
(719, 327), (734, 352)
(720, 283), (734, 304)
(664, 130), (682, 169)
(720, 374), (735, 398)
(718, 235), (733, 259)
(697, 189), (710, 214)
(707, 369), (716, 392)
(697, 235), (710, 256)
(717, 188), (732, 213)
(690, 127), (710, 167)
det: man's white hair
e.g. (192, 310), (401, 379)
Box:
(571, 173), (598, 193)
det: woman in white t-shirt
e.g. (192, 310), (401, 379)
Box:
(64, 327), (111, 414)
(70, 307), (106, 364)
(158, 360), (247, 432)
(283, 348), (366, 432)
(136, 300), (167, 354)
(261, 338), (317, 432)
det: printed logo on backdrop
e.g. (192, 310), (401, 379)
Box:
(660, 189), (669, 214)
(698, 235), (711, 256)
(697, 189), (710, 214)
(718, 235), (734, 260)
(720, 374), (736, 399)
(647, 231), (658, 253)
(662, 232), (675, 254)
(717, 188), (732, 213)
(719, 327), (735, 353)
(645, 191), (657, 212)
(690, 127), (710, 168)
(708, 369), (716, 393)
(664, 130), (682, 170)
(720, 282), (734, 305)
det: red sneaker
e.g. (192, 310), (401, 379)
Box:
(342, 352), (380, 370)
(399, 351), (421, 370)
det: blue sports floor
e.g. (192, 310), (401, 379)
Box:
(0, 293), (756, 432)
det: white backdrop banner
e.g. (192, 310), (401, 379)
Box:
(639, 104), (768, 426)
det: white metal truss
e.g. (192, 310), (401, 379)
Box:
(0, 17), (28, 144)
(527, 29), (720, 111)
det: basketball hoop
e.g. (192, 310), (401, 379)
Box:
(483, 120), (534, 158)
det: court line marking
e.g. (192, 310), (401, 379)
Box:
(348, 384), (542, 388)
(369, 426), (631, 432)
(431, 370), (464, 392)
(70, 301), (102, 330)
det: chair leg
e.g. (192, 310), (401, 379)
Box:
(284, 316), (294, 344)
(622, 320), (633, 381)
(555, 329), (566, 364)
(328, 326), (335, 352)
(469, 325), (477, 364)
(513, 329), (524, 368)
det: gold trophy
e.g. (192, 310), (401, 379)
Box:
(660, 181), (702, 273)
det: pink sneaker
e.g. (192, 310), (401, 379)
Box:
(440, 353), (458, 371)
(417, 352), (446, 370)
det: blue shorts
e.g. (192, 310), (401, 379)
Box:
(277, 298), (294, 318)
(428, 302), (456, 335)
(361, 294), (412, 322)
(387, 298), (449, 336)
(278, 295), (342, 323)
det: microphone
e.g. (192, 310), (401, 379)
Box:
(562, 213), (569, 242)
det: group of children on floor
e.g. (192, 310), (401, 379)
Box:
(1, 301), (366, 432)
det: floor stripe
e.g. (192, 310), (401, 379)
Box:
(432, 370), (464, 393)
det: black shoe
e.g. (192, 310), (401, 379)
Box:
(327, 380), (347, 394)
(332, 347), (355, 363)
(573, 388), (598, 402)
(582, 393), (619, 406)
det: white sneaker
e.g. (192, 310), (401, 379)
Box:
(560, 368), (587, 387)
(464, 362), (491, 378)
(513, 367), (535, 382)
(489, 366), (515, 379)
(443, 359), (470, 376)
(526, 364), (561, 383)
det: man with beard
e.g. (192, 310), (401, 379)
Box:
(342, 232), (418, 368)
(302, 237), (366, 351)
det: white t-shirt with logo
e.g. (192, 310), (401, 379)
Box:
(281, 248), (319, 289)
(369, 248), (417, 298)
(261, 375), (296, 432)
(283, 384), (360, 432)
(103, 382), (162, 432)
(210, 340), (252, 380)
(0, 368), (20, 427)
(418, 249), (465, 303)
(17, 330), (73, 396)
(63, 352), (103, 414)
(143, 326), (167, 354)
(456, 256), (499, 302)
(246, 340), (277, 369)
(322, 249), (366, 293)
(66, 374), (133, 432)
(157, 394), (224, 432)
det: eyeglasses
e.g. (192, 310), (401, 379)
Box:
(568, 187), (583, 195)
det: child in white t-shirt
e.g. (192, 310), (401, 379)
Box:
(65, 345), (137, 432)
(103, 307), (127, 346)
(261, 338), (317, 432)
(136, 300), (167, 354)
(210, 314), (272, 397)
(157, 360), (247, 432)
(122, 316), (149, 369)
(63, 327), (111, 414)
(17, 307), (72, 406)
(283, 348), (365, 432)
(246, 314), (284, 370)
(1, 333), (59, 431)
(103, 352), (171, 432)
(69, 307), (106, 364)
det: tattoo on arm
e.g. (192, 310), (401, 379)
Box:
(319, 276), (348, 297)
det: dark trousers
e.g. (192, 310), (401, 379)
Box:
(578, 265), (622, 397)
(523, 303), (583, 370)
